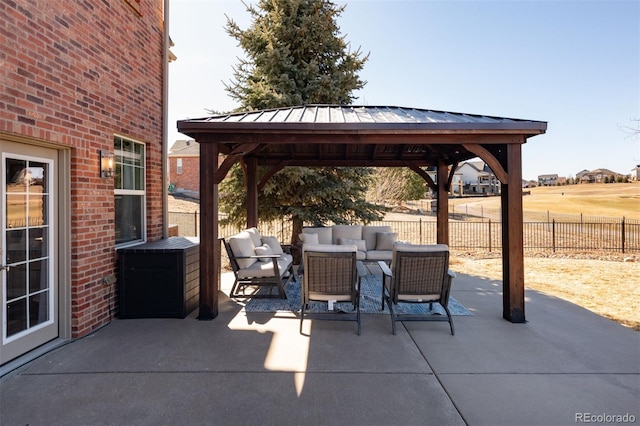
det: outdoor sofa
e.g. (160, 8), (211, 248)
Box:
(299, 225), (397, 263)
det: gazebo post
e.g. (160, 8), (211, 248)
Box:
(436, 161), (449, 245)
(501, 143), (526, 323)
(197, 142), (219, 320)
(245, 157), (258, 228)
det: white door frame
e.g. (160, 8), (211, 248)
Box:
(0, 133), (71, 365)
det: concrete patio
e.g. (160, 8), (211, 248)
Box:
(1, 270), (638, 426)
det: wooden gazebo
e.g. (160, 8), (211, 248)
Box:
(177, 105), (547, 323)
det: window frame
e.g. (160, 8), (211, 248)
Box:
(114, 135), (146, 248)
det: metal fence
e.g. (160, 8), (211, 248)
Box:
(168, 211), (640, 253)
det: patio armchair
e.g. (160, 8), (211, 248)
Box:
(379, 243), (455, 335)
(223, 228), (295, 299)
(300, 244), (366, 335)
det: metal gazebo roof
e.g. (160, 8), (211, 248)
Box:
(177, 105), (546, 167)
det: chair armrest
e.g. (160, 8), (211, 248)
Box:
(252, 254), (282, 260)
(378, 260), (392, 277)
(233, 254), (280, 260)
(447, 269), (456, 279)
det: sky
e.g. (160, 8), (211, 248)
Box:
(167, 0), (640, 181)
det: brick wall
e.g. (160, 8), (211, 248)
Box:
(0, 0), (165, 337)
(168, 156), (200, 194)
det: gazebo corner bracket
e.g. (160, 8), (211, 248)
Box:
(462, 143), (508, 184)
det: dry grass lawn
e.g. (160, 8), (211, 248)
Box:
(449, 182), (640, 221)
(450, 253), (640, 331)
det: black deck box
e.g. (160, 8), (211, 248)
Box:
(117, 237), (199, 318)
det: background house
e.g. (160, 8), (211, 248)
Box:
(537, 173), (559, 186)
(455, 160), (500, 195)
(168, 140), (200, 197)
(576, 168), (623, 183)
(1, 0), (170, 366)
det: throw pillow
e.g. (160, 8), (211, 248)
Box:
(261, 236), (284, 255)
(338, 238), (367, 252)
(375, 232), (398, 250)
(254, 243), (274, 263)
(299, 232), (319, 245)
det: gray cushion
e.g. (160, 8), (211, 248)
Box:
(254, 243), (274, 263)
(236, 256), (292, 278)
(261, 236), (284, 255)
(338, 238), (367, 260)
(362, 226), (392, 251)
(394, 242), (449, 252)
(245, 227), (263, 248)
(376, 232), (398, 250)
(365, 250), (392, 261)
(331, 224), (363, 244)
(299, 232), (319, 245)
(302, 227), (332, 244)
(228, 231), (258, 269)
(338, 238), (367, 252)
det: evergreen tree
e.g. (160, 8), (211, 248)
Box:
(220, 0), (387, 244)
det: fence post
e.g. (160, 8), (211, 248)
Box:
(195, 210), (198, 237)
(621, 216), (625, 254)
(488, 219), (492, 252)
(552, 219), (556, 252)
(419, 218), (423, 245)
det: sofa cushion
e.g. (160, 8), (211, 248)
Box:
(365, 250), (393, 261)
(394, 242), (449, 252)
(362, 225), (393, 251)
(302, 227), (332, 244)
(376, 232), (398, 250)
(338, 238), (367, 252)
(228, 231), (258, 269)
(262, 236), (284, 255)
(331, 224), (363, 244)
(338, 238), (367, 260)
(245, 227), (263, 248)
(254, 243), (274, 263)
(299, 232), (319, 245)
(302, 243), (357, 254)
(236, 256), (292, 279)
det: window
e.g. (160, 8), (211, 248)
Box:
(176, 158), (183, 175)
(114, 136), (145, 245)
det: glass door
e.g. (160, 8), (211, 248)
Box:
(1, 143), (57, 365)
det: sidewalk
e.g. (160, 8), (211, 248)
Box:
(1, 271), (638, 426)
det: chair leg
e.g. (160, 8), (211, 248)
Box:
(300, 302), (306, 334)
(356, 301), (361, 336)
(384, 295), (396, 335)
(442, 304), (455, 335)
(230, 279), (241, 298)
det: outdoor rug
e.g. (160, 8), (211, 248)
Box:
(241, 274), (472, 316)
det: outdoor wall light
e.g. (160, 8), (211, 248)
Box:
(100, 150), (115, 178)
